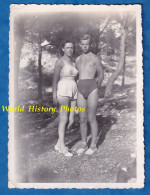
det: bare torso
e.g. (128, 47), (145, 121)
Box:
(76, 52), (98, 79)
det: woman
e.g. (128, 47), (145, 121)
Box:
(52, 40), (78, 157)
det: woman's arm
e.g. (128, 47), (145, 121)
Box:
(52, 59), (62, 105)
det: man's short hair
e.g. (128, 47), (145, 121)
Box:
(80, 34), (91, 42)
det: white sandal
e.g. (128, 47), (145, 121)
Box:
(54, 145), (60, 151)
(59, 147), (73, 157)
(76, 142), (88, 155)
(54, 145), (68, 152)
(84, 147), (97, 155)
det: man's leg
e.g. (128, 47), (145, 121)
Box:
(87, 88), (98, 150)
(77, 92), (88, 154)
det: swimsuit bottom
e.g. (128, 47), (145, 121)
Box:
(77, 79), (97, 100)
(57, 79), (78, 100)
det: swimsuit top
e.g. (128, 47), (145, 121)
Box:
(60, 59), (78, 77)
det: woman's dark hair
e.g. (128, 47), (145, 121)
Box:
(59, 39), (74, 56)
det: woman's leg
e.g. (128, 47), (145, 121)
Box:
(57, 95), (70, 150)
(67, 100), (76, 130)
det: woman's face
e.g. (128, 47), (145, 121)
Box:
(62, 42), (74, 57)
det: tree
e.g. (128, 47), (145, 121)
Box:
(20, 13), (109, 99)
(16, 11), (136, 100)
(23, 14), (58, 100)
(105, 12), (136, 97)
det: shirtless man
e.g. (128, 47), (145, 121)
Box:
(76, 34), (104, 155)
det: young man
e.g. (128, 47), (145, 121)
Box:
(75, 34), (104, 155)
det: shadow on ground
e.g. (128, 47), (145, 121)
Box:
(67, 114), (117, 150)
(86, 115), (117, 148)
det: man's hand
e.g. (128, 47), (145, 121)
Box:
(97, 78), (103, 88)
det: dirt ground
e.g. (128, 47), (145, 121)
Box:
(14, 79), (137, 183)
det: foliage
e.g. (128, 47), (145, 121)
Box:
(17, 12), (135, 55)
(16, 11), (136, 99)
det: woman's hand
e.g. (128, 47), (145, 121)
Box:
(53, 94), (57, 106)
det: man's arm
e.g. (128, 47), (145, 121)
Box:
(75, 56), (80, 70)
(95, 57), (104, 88)
(52, 59), (62, 105)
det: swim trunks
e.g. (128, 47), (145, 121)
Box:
(77, 79), (97, 100)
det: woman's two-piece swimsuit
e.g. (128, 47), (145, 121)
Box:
(57, 59), (78, 100)
(57, 58), (97, 100)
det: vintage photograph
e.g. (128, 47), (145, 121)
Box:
(9, 4), (144, 188)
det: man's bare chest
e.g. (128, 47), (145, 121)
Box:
(77, 57), (96, 71)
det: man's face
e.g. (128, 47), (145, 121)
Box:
(79, 39), (90, 54)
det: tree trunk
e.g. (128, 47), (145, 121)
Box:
(105, 29), (126, 97)
(122, 62), (126, 87)
(38, 44), (43, 100)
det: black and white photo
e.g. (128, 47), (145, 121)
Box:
(9, 4), (144, 188)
